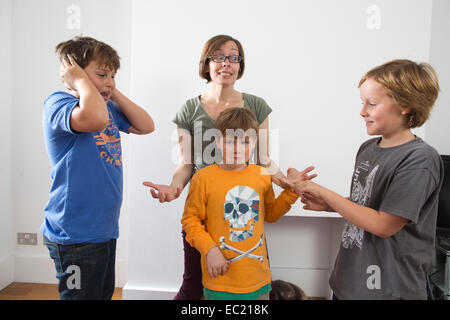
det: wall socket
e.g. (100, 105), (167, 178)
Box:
(17, 233), (38, 245)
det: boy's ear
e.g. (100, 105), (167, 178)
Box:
(400, 106), (412, 115)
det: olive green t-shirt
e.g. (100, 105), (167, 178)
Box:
(173, 93), (272, 175)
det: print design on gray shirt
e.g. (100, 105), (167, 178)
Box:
(342, 161), (379, 250)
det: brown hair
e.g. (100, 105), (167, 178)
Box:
(215, 107), (259, 138)
(359, 59), (439, 128)
(199, 35), (245, 83)
(55, 36), (120, 72)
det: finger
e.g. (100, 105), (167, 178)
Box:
(208, 267), (214, 279)
(175, 187), (182, 198)
(143, 181), (160, 190)
(299, 166), (315, 176)
(60, 59), (68, 69)
(305, 173), (318, 180)
(211, 266), (218, 278)
(150, 189), (159, 198)
(220, 264), (227, 276)
(66, 54), (75, 66)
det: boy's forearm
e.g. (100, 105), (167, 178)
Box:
(77, 79), (109, 123)
(265, 189), (299, 223)
(319, 186), (396, 237)
(111, 89), (154, 134)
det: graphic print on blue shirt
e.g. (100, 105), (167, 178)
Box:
(94, 111), (123, 167)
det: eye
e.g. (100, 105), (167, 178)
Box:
(97, 73), (105, 77)
(229, 55), (242, 63)
(211, 55), (226, 63)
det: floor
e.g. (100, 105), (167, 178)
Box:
(0, 282), (325, 300)
(0, 282), (122, 300)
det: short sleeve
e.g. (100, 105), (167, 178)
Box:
(173, 100), (194, 132)
(108, 101), (131, 133)
(379, 168), (438, 224)
(43, 92), (80, 135)
(244, 94), (272, 125)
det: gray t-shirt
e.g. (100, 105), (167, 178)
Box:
(329, 136), (443, 300)
(173, 93), (272, 175)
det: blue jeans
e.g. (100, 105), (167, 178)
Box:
(44, 237), (117, 300)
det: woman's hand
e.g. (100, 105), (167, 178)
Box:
(206, 246), (229, 278)
(142, 181), (182, 203)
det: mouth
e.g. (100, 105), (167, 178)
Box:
(218, 71), (233, 77)
(100, 91), (111, 101)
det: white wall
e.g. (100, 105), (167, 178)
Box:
(125, 0), (433, 299)
(0, 0), (14, 291)
(9, 0), (132, 287)
(427, 0), (450, 155)
(3, 0), (449, 299)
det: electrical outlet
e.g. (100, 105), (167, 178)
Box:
(17, 233), (38, 245)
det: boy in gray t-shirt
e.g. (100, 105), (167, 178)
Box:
(287, 59), (443, 299)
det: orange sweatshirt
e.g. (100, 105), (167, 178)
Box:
(181, 164), (299, 294)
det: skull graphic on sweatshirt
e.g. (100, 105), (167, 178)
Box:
(224, 186), (260, 242)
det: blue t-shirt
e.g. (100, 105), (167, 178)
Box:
(41, 91), (131, 244)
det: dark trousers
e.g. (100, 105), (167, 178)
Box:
(173, 230), (204, 300)
(44, 237), (117, 300)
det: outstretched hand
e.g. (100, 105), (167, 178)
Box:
(142, 181), (182, 203)
(277, 166), (317, 189)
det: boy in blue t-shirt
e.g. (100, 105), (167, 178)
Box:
(42, 36), (154, 299)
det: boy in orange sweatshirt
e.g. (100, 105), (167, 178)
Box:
(181, 107), (315, 300)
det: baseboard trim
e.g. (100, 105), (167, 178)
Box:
(0, 254), (14, 290)
(122, 283), (177, 300)
(13, 255), (128, 287)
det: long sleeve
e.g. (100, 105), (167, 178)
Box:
(264, 186), (299, 223)
(181, 174), (217, 257)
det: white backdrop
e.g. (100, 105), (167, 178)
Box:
(125, 0), (432, 298)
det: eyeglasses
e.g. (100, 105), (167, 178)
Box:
(208, 55), (242, 63)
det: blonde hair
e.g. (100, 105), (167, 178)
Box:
(359, 59), (439, 128)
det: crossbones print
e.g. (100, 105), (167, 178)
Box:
(219, 234), (264, 262)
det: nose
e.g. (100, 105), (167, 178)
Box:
(360, 103), (368, 117)
(106, 76), (115, 88)
(222, 57), (231, 66)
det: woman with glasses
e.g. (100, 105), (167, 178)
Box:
(143, 34), (289, 300)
